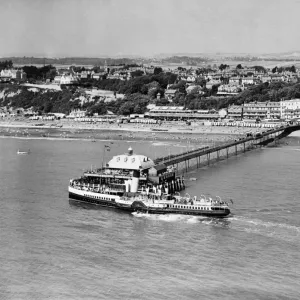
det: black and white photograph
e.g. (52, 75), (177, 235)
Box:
(0, 0), (299, 299)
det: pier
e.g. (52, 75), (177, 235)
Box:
(154, 124), (300, 173)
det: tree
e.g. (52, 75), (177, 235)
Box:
(131, 70), (144, 78)
(154, 67), (163, 75)
(219, 64), (229, 71)
(43, 101), (53, 113)
(0, 60), (13, 71)
(291, 65), (296, 73)
(236, 64), (243, 69)
(117, 101), (135, 115)
(169, 80), (186, 94)
(195, 77), (206, 86)
(88, 102), (107, 115)
(46, 69), (57, 80)
(253, 66), (267, 73)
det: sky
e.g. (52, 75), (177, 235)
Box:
(1, 0), (300, 57)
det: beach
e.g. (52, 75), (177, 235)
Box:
(0, 118), (256, 145)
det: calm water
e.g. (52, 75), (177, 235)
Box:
(0, 137), (299, 300)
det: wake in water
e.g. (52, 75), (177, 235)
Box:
(229, 215), (300, 242)
(151, 142), (171, 147)
(131, 212), (231, 227)
(132, 211), (207, 223)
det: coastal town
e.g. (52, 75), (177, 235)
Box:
(1, 1), (300, 300)
(1, 58), (300, 130)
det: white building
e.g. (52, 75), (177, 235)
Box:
(67, 109), (87, 118)
(60, 73), (79, 85)
(280, 99), (300, 119)
(0, 69), (27, 80)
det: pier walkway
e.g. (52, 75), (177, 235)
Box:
(154, 123), (300, 172)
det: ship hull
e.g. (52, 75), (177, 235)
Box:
(116, 201), (231, 217)
(127, 208), (229, 217)
(68, 188), (230, 217)
(68, 186), (119, 207)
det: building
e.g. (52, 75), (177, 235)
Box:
(261, 75), (271, 83)
(217, 84), (242, 95)
(53, 75), (62, 84)
(0, 69), (27, 80)
(206, 79), (221, 89)
(280, 99), (300, 119)
(229, 76), (240, 85)
(270, 75), (284, 83)
(164, 89), (178, 101)
(227, 105), (243, 119)
(67, 109), (87, 118)
(186, 85), (203, 94)
(92, 72), (106, 80)
(243, 102), (281, 119)
(147, 106), (220, 120)
(53, 72), (79, 85)
(60, 73), (79, 85)
(241, 76), (254, 85)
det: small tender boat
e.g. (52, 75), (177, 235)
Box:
(17, 149), (30, 155)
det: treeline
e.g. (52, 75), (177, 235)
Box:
(198, 82), (300, 111)
(272, 66), (296, 73)
(23, 65), (57, 81)
(0, 85), (80, 114)
(2, 57), (146, 66)
(0, 84), (151, 116)
(0, 61), (57, 80)
(80, 72), (178, 96)
(154, 81), (300, 111)
(2, 78), (300, 117)
(0, 60), (13, 71)
(161, 56), (210, 65)
(228, 56), (300, 62)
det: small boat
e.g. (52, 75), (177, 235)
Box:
(17, 149), (30, 155)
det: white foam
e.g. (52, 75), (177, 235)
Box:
(152, 142), (171, 146)
(132, 212), (208, 223)
(233, 216), (300, 232)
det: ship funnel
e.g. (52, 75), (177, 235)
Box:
(128, 147), (133, 155)
(131, 170), (140, 193)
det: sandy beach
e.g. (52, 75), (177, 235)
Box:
(0, 119), (257, 145)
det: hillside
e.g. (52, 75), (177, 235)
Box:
(2, 79), (300, 117)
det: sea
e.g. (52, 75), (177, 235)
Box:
(0, 135), (299, 300)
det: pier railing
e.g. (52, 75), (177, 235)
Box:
(155, 123), (300, 171)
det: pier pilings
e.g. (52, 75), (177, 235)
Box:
(154, 124), (300, 174)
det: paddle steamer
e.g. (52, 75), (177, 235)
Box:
(115, 193), (230, 217)
(69, 147), (185, 207)
(68, 147), (230, 217)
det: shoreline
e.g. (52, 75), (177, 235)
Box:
(0, 120), (257, 144)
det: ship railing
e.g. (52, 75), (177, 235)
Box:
(71, 184), (125, 193)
